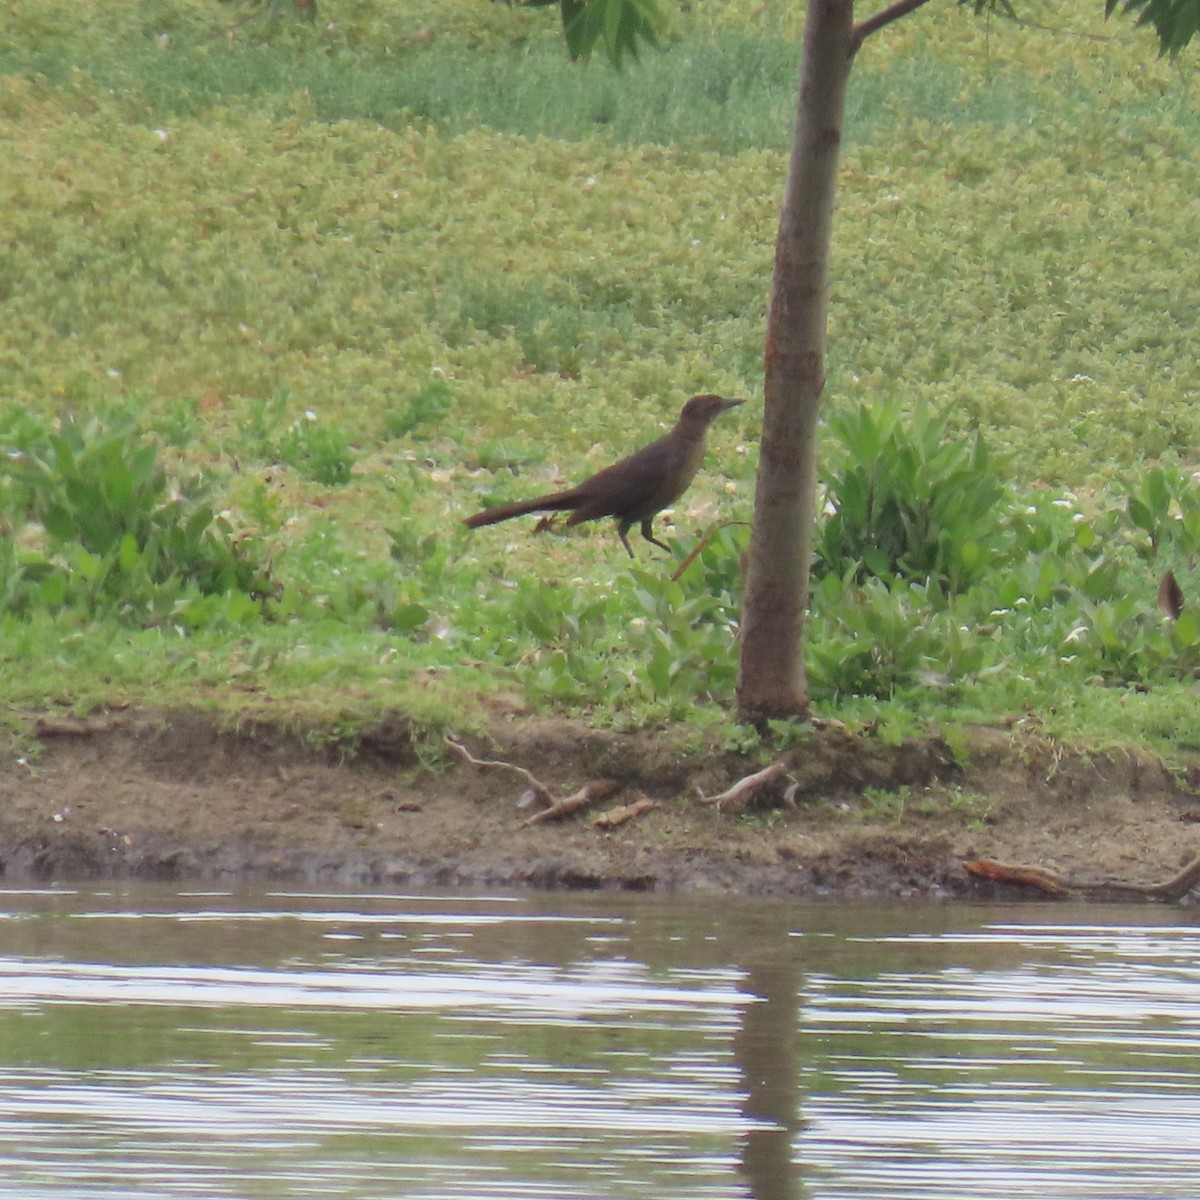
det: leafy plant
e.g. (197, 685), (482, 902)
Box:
(275, 416), (355, 487)
(815, 397), (1005, 594)
(1127, 466), (1200, 559)
(806, 571), (988, 702)
(623, 565), (740, 703)
(384, 379), (455, 440)
(0, 415), (268, 623)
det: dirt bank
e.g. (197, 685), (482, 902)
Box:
(2, 710), (1199, 901)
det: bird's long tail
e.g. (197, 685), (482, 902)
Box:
(463, 489), (581, 529)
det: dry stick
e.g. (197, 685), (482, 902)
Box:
(697, 761), (789, 814)
(522, 780), (620, 828)
(443, 734), (553, 807)
(593, 798), (657, 830)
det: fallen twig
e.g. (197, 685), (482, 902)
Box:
(697, 761), (789, 814)
(593, 797), (657, 830)
(522, 780), (620, 828)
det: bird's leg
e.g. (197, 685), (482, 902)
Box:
(640, 518), (672, 554)
(617, 519), (636, 558)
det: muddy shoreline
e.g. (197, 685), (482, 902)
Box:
(2, 710), (1199, 902)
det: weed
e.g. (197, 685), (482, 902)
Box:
(942, 787), (994, 830)
(275, 416), (355, 487)
(852, 785), (912, 823)
(384, 378), (455, 440)
(723, 723), (762, 755)
(815, 396), (1005, 593)
(0, 414), (268, 624)
(1127, 466), (1200, 559)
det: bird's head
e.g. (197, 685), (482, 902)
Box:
(678, 394), (746, 427)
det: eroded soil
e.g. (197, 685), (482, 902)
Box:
(3, 709), (1200, 901)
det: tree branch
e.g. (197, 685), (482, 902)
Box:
(851, 0), (934, 55)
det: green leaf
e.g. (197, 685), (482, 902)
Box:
(118, 532), (141, 573)
(70, 546), (105, 583)
(1173, 607), (1199, 650)
(1127, 496), (1154, 536)
(1107, 0), (1200, 54)
(560, 0), (664, 65)
(39, 569), (68, 609)
(42, 504), (76, 542)
(1145, 467), (1171, 518)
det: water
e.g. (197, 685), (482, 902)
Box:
(0, 887), (1198, 1199)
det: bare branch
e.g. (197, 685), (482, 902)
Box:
(851, 0), (934, 55)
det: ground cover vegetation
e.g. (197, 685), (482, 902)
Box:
(1, 0), (1199, 758)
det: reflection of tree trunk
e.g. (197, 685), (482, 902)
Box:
(734, 960), (805, 1200)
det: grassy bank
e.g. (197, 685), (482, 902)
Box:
(2, 0), (1198, 757)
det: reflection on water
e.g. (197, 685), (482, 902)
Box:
(0, 888), (1197, 1199)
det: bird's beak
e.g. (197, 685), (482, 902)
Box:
(721, 397), (747, 411)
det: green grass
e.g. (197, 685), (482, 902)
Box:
(2, 0), (1199, 755)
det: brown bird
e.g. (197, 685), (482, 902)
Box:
(463, 393), (745, 557)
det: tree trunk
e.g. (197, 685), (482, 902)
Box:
(735, 0), (856, 725)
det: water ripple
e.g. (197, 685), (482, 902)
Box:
(801, 918), (1200, 1199)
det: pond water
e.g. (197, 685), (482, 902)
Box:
(0, 886), (1198, 1199)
